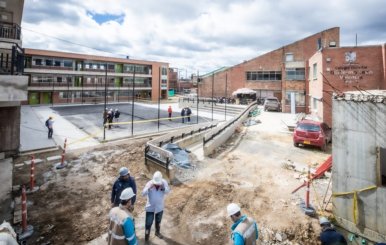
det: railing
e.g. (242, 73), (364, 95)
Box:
(0, 23), (21, 40)
(203, 101), (257, 145)
(0, 44), (24, 75)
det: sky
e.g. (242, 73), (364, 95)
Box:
(21, 0), (386, 76)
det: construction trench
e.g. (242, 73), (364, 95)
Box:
(10, 106), (333, 245)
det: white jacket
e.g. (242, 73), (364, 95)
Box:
(142, 179), (170, 213)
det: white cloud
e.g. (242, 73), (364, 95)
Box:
(22, 0), (386, 75)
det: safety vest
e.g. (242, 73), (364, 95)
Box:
(108, 206), (134, 245)
(233, 217), (257, 245)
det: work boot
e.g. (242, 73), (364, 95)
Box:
(155, 223), (163, 239)
(145, 229), (150, 242)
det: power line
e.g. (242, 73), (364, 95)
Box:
(22, 26), (129, 58)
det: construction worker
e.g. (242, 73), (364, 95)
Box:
(181, 108), (186, 123)
(103, 108), (108, 128)
(319, 217), (347, 245)
(111, 167), (137, 207)
(167, 106), (172, 121)
(227, 203), (258, 245)
(142, 171), (170, 242)
(107, 188), (138, 245)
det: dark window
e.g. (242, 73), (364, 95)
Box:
(317, 38), (322, 50)
(45, 59), (53, 66)
(108, 64), (115, 70)
(286, 68), (305, 80)
(34, 59), (42, 66)
(66, 77), (72, 83)
(379, 147), (386, 187)
(245, 71), (281, 81)
(63, 60), (73, 68)
(57, 77), (62, 83)
(54, 60), (61, 67)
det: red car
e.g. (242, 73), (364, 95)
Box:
(293, 120), (332, 151)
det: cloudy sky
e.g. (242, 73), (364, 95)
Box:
(21, 0), (386, 76)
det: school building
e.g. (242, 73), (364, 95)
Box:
(24, 49), (169, 105)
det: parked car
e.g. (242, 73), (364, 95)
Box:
(293, 120), (332, 151)
(263, 97), (281, 111)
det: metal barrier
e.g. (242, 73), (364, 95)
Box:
(203, 101), (257, 145)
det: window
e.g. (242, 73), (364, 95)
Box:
(57, 77), (62, 83)
(313, 98), (318, 110)
(34, 59), (43, 66)
(286, 68), (305, 80)
(379, 147), (386, 187)
(92, 64), (98, 69)
(63, 60), (73, 68)
(285, 91), (305, 106)
(108, 64), (115, 70)
(85, 63), (90, 69)
(246, 71), (282, 81)
(100, 64), (105, 70)
(54, 60), (61, 67)
(45, 59), (53, 66)
(313, 63), (317, 80)
(317, 38), (322, 50)
(161, 67), (167, 75)
(285, 53), (294, 62)
(161, 79), (167, 84)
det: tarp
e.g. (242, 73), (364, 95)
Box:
(232, 88), (256, 96)
(162, 143), (192, 169)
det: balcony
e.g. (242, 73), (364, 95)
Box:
(0, 43), (24, 75)
(0, 23), (21, 40)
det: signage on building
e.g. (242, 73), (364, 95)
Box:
(330, 51), (373, 84)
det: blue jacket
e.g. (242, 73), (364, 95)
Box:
(111, 176), (137, 206)
(122, 215), (137, 245)
(231, 215), (258, 245)
(320, 227), (347, 245)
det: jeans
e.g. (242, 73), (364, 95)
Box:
(145, 211), (163, 230)
(48, 128), (53, 138)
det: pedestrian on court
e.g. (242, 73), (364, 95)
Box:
(227, 203), (258, 245)
(167, 106), (172, 121)
(111, 167), (137, 207)
(114, 108), (120, 126)
(186, 107), (192, 123)
(142, 171), (170, 242)
(181, 108), (186, 123)
(45, 116), (54, 139)
(319, 217), (347, 245)
(107, 187), (138, 245)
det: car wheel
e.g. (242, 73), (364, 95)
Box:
(294, 142), (299, 147)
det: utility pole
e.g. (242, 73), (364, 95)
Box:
(197, 70), (199, 124)
(103, 63), (107, 140)
(211, 72), (214, 121)
(131, 66), (136, 136)
(158, 67), (161, 131)
(225, 73), (227, 121)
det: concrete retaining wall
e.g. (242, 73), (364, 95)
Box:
(203, 103), (256, 156)
(332, 94), (386, 242)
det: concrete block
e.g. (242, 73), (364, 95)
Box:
(24, 158), (43, 165)
(14, 163), (24, 168)
(0, 152), (4, 160)
(12, 185), (20, 192)
(46, 155), (62, 162)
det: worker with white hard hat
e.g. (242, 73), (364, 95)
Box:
(111, 167), (137, 207)
(108, 187), (137, 245)
(227, 203), (258, 245)
(319, 216), (347, 245)
(142, 171), (170, 242)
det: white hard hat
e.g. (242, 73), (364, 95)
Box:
(152, 171), (163, 185)
(319, 217), (330, 225)
(120, 187), (136, 200)
(227, 203), (241, 216)
(119, 167), (129, 176)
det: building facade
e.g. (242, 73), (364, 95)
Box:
(198, 27), (340, 113)
(309, 45), (386, 126)
(0, 0), (28, 155)
(24, 49), (169, 105)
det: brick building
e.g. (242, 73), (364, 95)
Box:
(309, 45), (386, 126)
(24, 49), (169, 105)
(198, 27), (340, 113)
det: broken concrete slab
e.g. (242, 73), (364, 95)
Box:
(14, 163), (24, 168)
(13, 210), (22, 224)
(46, 155), (62, 162)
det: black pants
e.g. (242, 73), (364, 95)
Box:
(48, 128), (53, 138)
(145, 211), (163, 230)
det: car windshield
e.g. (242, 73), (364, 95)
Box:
(297, 123), (320, 132)
(266, 99), (277, 102)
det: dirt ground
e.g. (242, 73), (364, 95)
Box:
(12, 111), (333, 245)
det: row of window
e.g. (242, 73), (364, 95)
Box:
(285, 91), (306, 106)
(33, 58), (73, 68)
(31, 75), (154, 86)
(59, 91), (151, 99)
(246, 69), (305, 81)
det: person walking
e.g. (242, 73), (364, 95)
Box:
(45, 116), (54, 139)
(103, 108), (108, 128)
(114, 108), (120, 126)
(107, 109), (114, 129)
(319, 217), (347, 245)
(227, 203), (258, 245)
(111, 167), (137, 207)
(167, 106), (172, 121)
(107, 187), (138, 245)
(186, 107), (192, 123)
(142, 171), (170, 242)
(180, 108), (186, 123)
